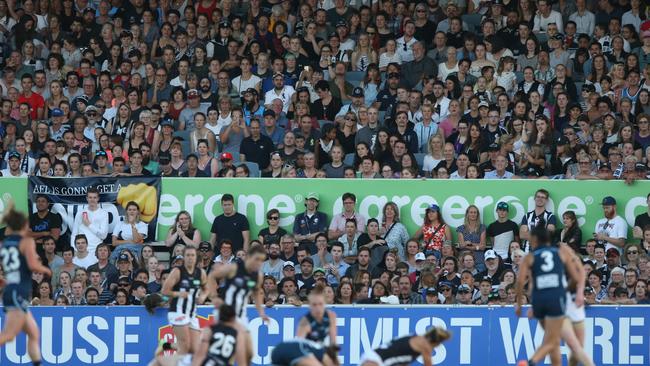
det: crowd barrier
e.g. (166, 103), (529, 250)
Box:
(0, 305), (648, 366)
(2, 177), (650, 240)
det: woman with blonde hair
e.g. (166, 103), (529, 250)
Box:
(380, 202), (409, 260)
(351, 33), (378, 72)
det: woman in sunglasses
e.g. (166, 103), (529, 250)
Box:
(258, 208), (287, 246)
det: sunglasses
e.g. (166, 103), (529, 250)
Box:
(268, 216), (279, 220)
(628, 250), (638, 254)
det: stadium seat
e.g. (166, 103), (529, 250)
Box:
(349, 79), (362, 88)
(344, 153), (355, 166)
(346, 71), (365, 82)
(515, 71), (524, 84)
(378, 111), (386, 122)
(181, 141), (191, 158)
(173, 130), (190, 142)
(536, 32), (548, 44)
(462, 14), (482, 33)
(242, 161), (260, 177)
(223, 147), (241, 162)
(318, 120), (330, 129)
(414, 153), (425, 168)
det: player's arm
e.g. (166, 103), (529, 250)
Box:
(255, 271), (269, 321)
(21, 237), (51, 277)
(205, 263), (237, 303)
(296, 316), (311, 338)
(411, 336), (434, 366)
(235, 327), (249, 366)
(559, 245), (585, 306)
(198, 269), (209, 304)
(191, 328), (212, 366)
(515, 254), (533, 316)
(161, 268), (185, 299)
(328, 310), (338, 346)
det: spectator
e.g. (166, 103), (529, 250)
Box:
(310, 233), (333, 268)
(558, 211), (583, 254)
(87, 243), (119, 290)
(29, 194), (62, 246)
(279, 234), (298, 263)
(239, 118), (275, 170)
(633, 193), (650, 240)
(262, 242), (284, 281)
(207, 194), (251, 253)
(293, 192), (328, 243)
(325, 242), (349, 287)
(72, 234), (98, 268)
(594, 196), (628, 253)
(456, 205), (487, 272)
(338, 219), (361, 264)
(519, 189), (556, 251)
(42, 236), (64, 270)
(71, 187), (109, 257)
(165, 210), (202, 252)
(380, 202), (409, 260)
(111, 201), (148, 261)
(328, 192), (367, 239)
(486, 202), (519, 259)
(344, 246), (372, 279)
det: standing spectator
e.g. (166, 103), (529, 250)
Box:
(519, 189), (556, 251)
(558, 211), (583, 254)
(328, 192), (367, 239)
(209, 194), (250, 252)
(71, 187), (109, 257)
(42, 236), (64, 270)
(414, 204), (452, 253)
(379, 202), (410, 260)
(486, 202), (519, 260)
(258, 209), (287, 246)
(293, 192), (329, 244)
(28, 194), (62, 246)
(456, 205), (487, 272)
(633, 193), (650, 241)
(533, 0), (563, 34)
(594, 196), (628, 253)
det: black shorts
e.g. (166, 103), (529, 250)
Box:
(2, 285), (30, 313)
(532, 293), (566, 320)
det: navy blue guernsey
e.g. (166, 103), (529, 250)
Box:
(375, 336), (420, 366)
(304, 311), (330, 343)
(531, 246), (567, 300)
(1, 235), (31, 292)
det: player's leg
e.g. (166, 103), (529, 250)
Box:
(562, 319), (593, 366)
(188, 328), (201, 354)
(173, 325), (191, 354)
(0, 309), (26, 345)
(23, 312), (43, 365)
(529, 316), (564, 366)
(244, 330), (254, 364)
(296, 355), (323, 366)
(360, 362), (380, 366)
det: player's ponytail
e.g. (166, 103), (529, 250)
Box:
(424, 327), (451, 344)
(143, 293), (167, 314)
(1, 201), (27, 231)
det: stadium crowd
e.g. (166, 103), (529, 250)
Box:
(14, 188), (650, 307)
(0, 0), (650, 307)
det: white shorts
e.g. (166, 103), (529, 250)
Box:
(167, 311), (200, 331)
(359, 349), (384, 366)
(565, 293), (585, 323)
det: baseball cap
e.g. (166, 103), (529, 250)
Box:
(173, 255), (184, 262)
(263, 109), (276, 118)
(75, 96), (89, 105)
(118, 253), (130, 262)
(415, 252), (426, 261)
(283, 261), (295, 269)
(496, 202), (509, 211)
(95, 150), (108, 158)
(244, 88), (258, 96)
(457, 284), (471, 293)
(427, 204), (440, 212)
(7, 151), (21, 160)
(478, 101), (490, 109)
(51, 108), (64, 117)
(351, 87), (364, 97)
(199, 241), (212, 251)
(306, 192), (320, 201)
(159, 155), (171, 165)
(85, 105), (99, 114)
(335, 20), (348, 28)
(551, 33), (564, 41)
(601, 196), (616, 206)
(219, 20), (231, 29)
(584, 286), (595, 294)
(606, 248), (620, 258)
(161, 120), (174, 127)
(487, 142), (500, 151)
(484, 249), (498, 261)
(187, 89), (199, 99)
(273, 72), (284, 79)
(556, 135), (570, 146)
(425, 287), (438, 296)
(219, 152), (233, 161)
(438, 281), (453, 289)
(313, 268), (326, 275)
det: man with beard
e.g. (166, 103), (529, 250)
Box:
(85, 287), (100, 306)
(474, 250), (503, 286)
(262, 242), (284, 281)
(140, 143), (159, 175)
(243, 88), (265, 125)
(497, 10), (520, 51)
(199, 77), (215, 106)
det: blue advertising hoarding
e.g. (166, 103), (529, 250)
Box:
(0, 305), (648, 365)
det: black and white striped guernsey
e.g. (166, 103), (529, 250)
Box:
(375, 336), (420, 366)
(201, 323), (238, 366)
(221, 259), (259, 320)
(169, 266), (202, 318)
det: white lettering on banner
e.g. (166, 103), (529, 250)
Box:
(249, 316), (280, 365)
(349, 318), (395, 363)
(442, 196), (469, 227)
(77, 316), (109, 363)
(589, 317), (614, 364)
(358, 195), (389, 221)
(239, 195), (265, 224)
(499, 317), (541, 363)
(268, 195), (296, 227)
(204, 194), (224, 223)
(557, 197), (587, 227)
(414, 317), (448, 365)
(42, 317), (74, 363)
(618, 318), (645, 365)
(5, 330), (29, 363)
(159, 193), (182, 224)
(114, 317), (140, 363)
(409, 196), (437, 225)
(450, 318), (482, 364)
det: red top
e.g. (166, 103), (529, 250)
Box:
(17, 92), (45, 120)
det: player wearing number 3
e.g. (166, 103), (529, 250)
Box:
(0, 204), (53, 366)
(515, 227), (583, 366)
(193, 304), (247, 366)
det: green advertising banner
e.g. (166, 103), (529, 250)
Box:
(3, 177), (650, 242)
(159, 178), (650, 242)
(0, 178), (29, 222)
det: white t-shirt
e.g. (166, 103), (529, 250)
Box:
(112, 220), (148, 242)
(0, 169), (28, 177)
(231, 74), (262, 95)
(594, 215), (628, 253)
(73, 253), (98, 269)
